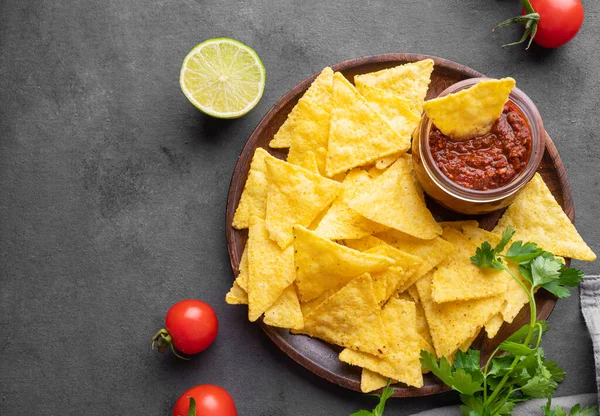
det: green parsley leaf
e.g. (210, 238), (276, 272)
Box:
(545, 359), (566, 383)
(470, 241), (497, 269)
(420, 351), (483, 395)
(453, 349), (483, 380)
(495, 225), (516, 253)
(350, 380), (394, 416)
(504, 240), (543, 263)
(459, 394), (484, 416)
(498, 340), (534, 356)
(531, 256), (562, 286)
(520, 374), (558, 398)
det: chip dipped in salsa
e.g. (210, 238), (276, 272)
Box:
(428, 101), (532, 191)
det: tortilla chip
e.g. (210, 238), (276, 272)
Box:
(225, 281), (248, 305)
(347, 156), (442, 240)
(416, 272), (505, 359)
(325, 72), (408, 177)
(485, 313), (504, 339)
(232, 148), (275, 229)
(247, 216), (296, 322)
(338, 298), (423, 388)
(406, 284), (420, 303)
(500, 262), (532, 324)
(314, 169), (388, 240)
(265, 157), (342, 248)
(437, 220), (479, 231)
(359, 85), (421, 152)
(360, 369), (395, 393)
(299, 273), (387, 355)
(269, 67), (334, 148)
(354, 59), (434, 113)
(297, 150), (321, 174)
(375, 154), (401, 170)
(431, 227), (509, 303)
(286, 99), (330, 174)
(374, 229), (453, 292)
(299, 287), (337, 317)
(294, 226), (395, 302)
(493, 173), (596, 261)
(236, 245), (249, 291)
(356, 242), (423, 302)
(423, 78), (515, 140)
(263, 284), (304, 330)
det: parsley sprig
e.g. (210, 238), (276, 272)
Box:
(350, 380), (394, 416)
(350, 227), (597, 416)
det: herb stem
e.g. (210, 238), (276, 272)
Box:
(519, 0), (536, 14)
(484, 263), (537, 408)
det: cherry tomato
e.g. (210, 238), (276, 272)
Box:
(173, 385), (237, 416)
(152, 300), (218, 357)
(527, 0), (584, 48)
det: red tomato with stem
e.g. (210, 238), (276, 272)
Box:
(527, 0), (584, 48)
(152, 300), (218, 357)
(173, 385), (237, 416)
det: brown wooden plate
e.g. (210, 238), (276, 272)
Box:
(225, 54), (573, 397)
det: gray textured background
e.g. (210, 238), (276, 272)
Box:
(0, 0), (598, 415)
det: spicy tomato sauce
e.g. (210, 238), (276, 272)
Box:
(428, 102), (532, 191)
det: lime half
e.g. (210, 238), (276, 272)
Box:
(180, 38), (266, 119)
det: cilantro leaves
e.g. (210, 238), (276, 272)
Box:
(350, 380), (394, 416)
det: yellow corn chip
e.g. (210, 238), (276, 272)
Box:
(347, 156), (442, 240)
(299, 287), (337, 317)
(294, 226), (395, 302)
(359, 85), (421, 152)
(364, 245), (423, 301)
(314, 169), (388, 240)
(232, 148), (276, 229)
(431, 227), (509, 303)
(300, 273), (387, 355)
(416, 272), (505, 359)
(374, 229), (453, 292)
(437, 220), (479, 231)
(338, 298), (423, 388)
(375, 154), (401, 170)
(269, 67), (334, 148)
(485, 313), (504, 339)
(360, 369), (396, 393)
(297, 150), (321, 174)
(236, 245), (249, 291)
(263, 284), (304, 330)
(354, 59), (434, 113)
(247, 216), (296, 322)
(225, 281), (248, 305)
(286, 99), (330, 174)
(265, 157), (342, 248)
(325, 73), (408, 177)
(406, 284), (420, 303)
(494, 173), (596, 261)
(423, 78), (515, 140)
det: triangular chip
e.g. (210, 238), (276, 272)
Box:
(263, 284), (304, 330)
(360, 369), (396, 393)
(431, 227), (509, 303)
(423, 77), (515, 140)
(225, 281), (248, 305)
(325, 73), (408, 177)
(297, 150), (321, 174)
(416, 272), (505, 359)
(347, 156), (442, 240)
(338, 298), (423, 388)
(484, 313), (504, 339)
(265, 157), (342, 248)
(232, 148), (276, 229)
(247, 216), (296, 321)
(235, 245), (249, 291)
(365, 245), (422, 301)
(294, 226), (395, 302)
(269, 67), (334, 148)
(299, 273), (387, 355)
(286, 99), (330, 174)
(374, 153), (401, 170)
(500, 262), (532, 324)
(359, 85), (421, 152)
(354, 59), (434, 113)
(493, 173), (596, 261)
(314, 169), (388, 240)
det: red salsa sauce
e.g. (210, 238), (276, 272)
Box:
(428, 101), (532, 191)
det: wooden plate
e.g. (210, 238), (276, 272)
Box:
(225, 54), (573, 397)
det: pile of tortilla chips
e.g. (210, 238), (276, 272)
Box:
(226, 61), (596, 393)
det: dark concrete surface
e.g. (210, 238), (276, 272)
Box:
(0, 1), (598, 414)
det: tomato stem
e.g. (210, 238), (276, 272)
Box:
(519, 0), (536, 14)
(151, 328), (191, 360)
(494, 0), (540, 49)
